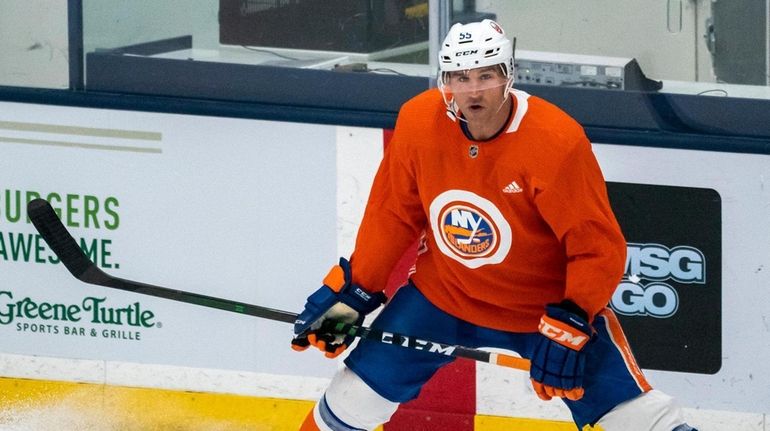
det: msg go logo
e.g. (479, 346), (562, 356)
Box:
(611, 243), (706, 318)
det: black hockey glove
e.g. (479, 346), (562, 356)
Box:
(530, 300), (596, 401)
(291, 257), (386, 358)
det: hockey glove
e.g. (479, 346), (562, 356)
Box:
(530, 300), (596, 401)
(291, 257), (386, 358)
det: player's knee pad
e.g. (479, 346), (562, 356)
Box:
(313, 366), (400, 431)
(593, 390), (695, 431)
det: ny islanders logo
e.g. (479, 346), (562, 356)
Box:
(429, 190), (511, 269)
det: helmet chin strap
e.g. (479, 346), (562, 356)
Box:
(437, 78), (459, 121)
(495, 81), (514, 114)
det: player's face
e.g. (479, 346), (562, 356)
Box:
(444, 66), (509, 123)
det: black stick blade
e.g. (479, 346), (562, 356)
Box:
(27, 198), (109, 283)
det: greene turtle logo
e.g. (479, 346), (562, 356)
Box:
(429, 190), (511, 269)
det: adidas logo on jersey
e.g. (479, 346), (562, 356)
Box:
(502, 180), (523, 193)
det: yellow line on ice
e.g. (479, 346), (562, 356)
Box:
(0, 377), (572, 430)
(0, 377), (312, 430)
(476, 414), (578, 430)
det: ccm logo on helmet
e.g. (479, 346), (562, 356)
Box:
(455, 50), (479, 56)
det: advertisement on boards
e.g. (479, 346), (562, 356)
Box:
(0, 101), (340, 379)
(607, 182), (721, 374)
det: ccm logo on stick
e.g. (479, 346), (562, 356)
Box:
(380, 331), (456, 355)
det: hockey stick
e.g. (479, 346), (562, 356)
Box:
(27, 198), (530, 372)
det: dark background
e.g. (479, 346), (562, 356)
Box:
(607, 182), (722, 374)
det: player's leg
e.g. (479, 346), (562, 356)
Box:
(299, 367), (399, 431)
(300, 282), (459, 430)
(564, 308), (697, 431)
(592, 389), (697, 431)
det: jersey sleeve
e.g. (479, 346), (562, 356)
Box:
(533, 137), (626, 320)
(348, 122), (427, 293)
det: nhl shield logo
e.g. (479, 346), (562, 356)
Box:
(469, 144), (479, 158)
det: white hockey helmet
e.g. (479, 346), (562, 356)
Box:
(438, 19), (514, 78)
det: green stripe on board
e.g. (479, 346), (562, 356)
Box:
(0, 120), (161, 141)
(0, 136), (162, 153)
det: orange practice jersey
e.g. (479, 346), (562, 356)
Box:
(349, 88), (626, 332)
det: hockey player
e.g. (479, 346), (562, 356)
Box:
(292, 19), (698, 431)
